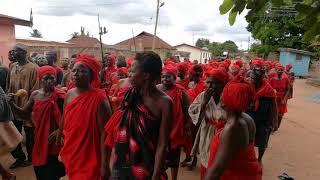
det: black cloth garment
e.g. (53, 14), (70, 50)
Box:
(10, 120), (27, 161)
(112, 88), (161, 180)
(34, 155), (66, 180)
(247, 97), (273, 150)
(0, 66), (9, 90)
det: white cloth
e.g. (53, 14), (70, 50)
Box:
(188, 92), (226, 167)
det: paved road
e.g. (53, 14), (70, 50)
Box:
(1, 79), (319, 180)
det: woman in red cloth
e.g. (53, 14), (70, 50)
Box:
(176, 62), (190, 90)
(187, 65), (206, 102)
(103, 54), (117, 89)
(269, 65), (291, 129)
(157, 65), (191, 180)
(9, 66), (66, 180)
(105, 52), (174, 180)
(57, 54), (112, 180)
(205, 79), (262, 180)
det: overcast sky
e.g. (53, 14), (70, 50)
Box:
(1, 0), (252, 50)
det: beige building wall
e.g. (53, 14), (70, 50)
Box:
(0, 23), (15, 65)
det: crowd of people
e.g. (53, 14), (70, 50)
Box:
(0, 43), (295, 180)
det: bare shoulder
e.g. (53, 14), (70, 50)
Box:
(64, 88), (78, 105)
(241, 112), (255, 124)
(157, 90), (173, 108)
(156, 84), (163, 91)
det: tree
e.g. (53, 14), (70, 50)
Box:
(196, 38), (210, 48)
(219, 0), (320, 42)
(208, 42), (224, 56)
(221, 40), (238, 53)
(30, 29), (42, 38)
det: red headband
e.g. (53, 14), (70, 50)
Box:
(205, 68), (229, 85)
(75, 54), (101, 82)
(163, 65), (178, 78)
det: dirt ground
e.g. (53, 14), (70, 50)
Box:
(1, 79), (319, 180)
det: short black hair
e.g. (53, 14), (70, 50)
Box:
(135, 51), (162, 80)
(193, 64), (203, 73)
(116, 58), (127, 68)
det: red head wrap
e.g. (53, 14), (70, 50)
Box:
(75, 54), (101, 83)
(252, 60), (264, 69)
(205, 68), (229, 85)
(126, 56), (135, 68)
(210, 61), (219, 68)
(276, 65), (285, 71)
(219, 61), (229, 71)
(189, 65), (203, 76)
(37, 65), (56, 78)
(286, 64), (293, 70)
(235, 60), (243, 68)
(231, 64), (240, 72)
(107, 54), (116, 66)
(163, 65), (178, 78)
(221, 78), (254, 112)
(117, 67), (128, 77)
(177, 62), (189, 74)
(264, 61), (273, 69)
(224, 59), (231, 66)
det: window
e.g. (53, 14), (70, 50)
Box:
(296, 53), (302, 61)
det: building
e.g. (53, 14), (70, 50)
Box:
(278, 48), (315, 77)
(114, 31), (176, 60)
(174, 43), (212, 64)
(0, 14), (31, 65)
(16, 35), (133, 61)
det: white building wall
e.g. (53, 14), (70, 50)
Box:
(175, 45), (211, 64)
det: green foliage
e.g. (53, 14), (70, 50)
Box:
(197, 39), (239, 56)
(219, 0), (320, 42)
(30, 29), (42, 38)
(195, 38), (210, 48)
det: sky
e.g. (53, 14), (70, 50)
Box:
(1, 0), (252, 50)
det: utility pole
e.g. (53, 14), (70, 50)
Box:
(247, 36), (250, 51)
(97, 14), (108, 84)
(152, 0), (160, 51)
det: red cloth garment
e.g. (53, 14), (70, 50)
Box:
(208, 128), (262, 180)
(187, 81), (206, 102)
(269, 76), (290, 114)
(104, 109), (124, 147)
(60, 89), (106, 180)
(126, 56), (135, 69)
(286, 64), (293, 71)
(221, 79), (254, 112)
(110, 86), (131, 110)
(38, 65), (56, 78)
(177, 62), (189, 74)
(252, 79), (276, 110)
(117, 67), (128, 77)
(32, 88), (64, 166)
(55, 66), (63, 74)
(104, 67), (117, 84)
(235, 60), (243, 68)
(177, 78), (190, 90)
(252, 60), (264, 69)
(165, 84), (187, 149)
(200, 165), (207, 180)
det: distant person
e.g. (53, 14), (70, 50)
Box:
(269, 65), (291, 129)
(176, 62), (190, 90)
(7, 50), (16, 68)
(116, 55), (127, 68)
(46, 51), (63, 85)
(205, 79), (262, 180)
(9, 66), (66, 180)
(105, 52), (173, 180)
(103, 54), (117, 89)
(60, 57), (71, 87)
(58, 54), (112, 180)
(285, 64), (294, 100)
(6, 44), (39, 169)
(247, 60), (278, 164)
(35, 54), (48, 67)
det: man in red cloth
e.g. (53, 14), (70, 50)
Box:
(157, 65), (191, 180)
(58, 54), (112, 180)
(105, 51), (174, 180)
(247, 60), (278, 163)
(269, 65), (291, 129)
(176, 62), (190, 90)
(9, 66), (65, 180)
(205, 78), (262, 180)
(188, 68), (229, 178)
